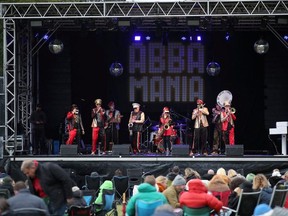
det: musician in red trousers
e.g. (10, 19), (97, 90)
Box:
(66, 104), (85, 153)
(91, 99), (106, 155)
(221, 101), (236, 145)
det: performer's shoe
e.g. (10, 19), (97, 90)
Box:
(189, 151), (194, 156)
(211, 151), (219, 156)
(203, 152), (208, 156)
(91, 152), (95, 155)
(102, 152), (106, 155)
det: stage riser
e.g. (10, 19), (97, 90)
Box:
(6, 157), (288, 189)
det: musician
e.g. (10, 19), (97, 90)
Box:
(221, 101), (236, 145)
(191, 99), (209, 156)
(159, 107), (174, 155)
(211, 104), (223, 155)
(66, 104), (85, 154)
(91, 99), (106, 155)
(105, 101), (122, 151)
(128, 103), (145, 154)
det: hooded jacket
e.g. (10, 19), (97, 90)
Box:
(179, 179), (223, 212)
(126, 183), (167, 216)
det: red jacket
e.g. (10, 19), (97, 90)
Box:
(179, 179), (223, 212)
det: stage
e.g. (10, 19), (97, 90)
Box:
(3, 152), (288, 189)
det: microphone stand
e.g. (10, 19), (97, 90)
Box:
(170, 110), (191, 144)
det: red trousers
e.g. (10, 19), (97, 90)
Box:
(223, 127), (235, 145)
(92, 127), (100, 153)
(66, 129), (77, 145)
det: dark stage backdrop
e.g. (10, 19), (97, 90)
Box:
(37, 30), (288, 154)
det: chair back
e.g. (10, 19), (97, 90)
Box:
(236, 190), (262, 216)
(8, 207), (48, 216)
(112, 176), (129, 201)
(135, 199), (163, 216)
(82, 175), (101, 192)
(269, 186), (288, 208)
(0, 188), (11, 199)
(82, 190), (96, 206)
(183, 206), (211, 216)
(102, 189), (115, 211)
(127, 168), (143, 186)
(68, 205), (92, 216)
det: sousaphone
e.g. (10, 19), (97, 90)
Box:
(216, 90), (233, 107)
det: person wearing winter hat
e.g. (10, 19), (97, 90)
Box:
(180, 179), (223, 214)
(163, 175), (186, 208)
(253, 204), (273, 216)
(191, 99), (209, 156)
(159, 107), (174, 155)
(69, 186), (86, 207)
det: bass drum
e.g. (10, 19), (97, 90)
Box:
(154, 133), (165, 153)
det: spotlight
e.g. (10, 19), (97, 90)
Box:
(43, 34), (49, 40)
(225, 32), (230, 41)
(196, 35), (202, 42)
(145, 36), (151, 41)
(284, 35), (288, 41)
(134, 35), (141, 41)
(181, 36), (187, 41)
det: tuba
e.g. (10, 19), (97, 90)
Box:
(230, 107), (236, 114)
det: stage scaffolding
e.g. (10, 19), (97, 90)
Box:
(0, 0), (287, 156)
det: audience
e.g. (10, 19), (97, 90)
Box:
(0, 177), (15, 197)
(180, 179), (223, 214)
(69, 186), (86, 207)
(166, 166), (181, 187)
(252, 174), (272, 205)
(156, 175), (168, 193)
(202, 169), (215, 181)
(163, 175), (186, 208)
(246, 173), (256, 183)
(7, 181), (49, 215)
(183, 168), (201, 182)
(0, 198), (9, 215)
(269, 169), (283, 188)
(126, 175), (167, 216)
(94, 180), (114, 213)
(208, 174), (231, 206)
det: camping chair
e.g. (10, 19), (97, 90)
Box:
(135, 199), (164, 216)
(126, 168), (143, 196)
(0, 188), (11, 199)
(8, 207), (48, 216)
(222, 189), (262, 216)
(182, 206), (212, 216)
(112, 176), (129, 203)
(82, 175), (101, 194)
(269, 185), (288, 208)
(93, 189), (117, 216)
(67, 205), (92, 216)
(82, 190), (97, 206)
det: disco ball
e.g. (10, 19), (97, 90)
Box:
(48, 39), (64, 54)
(109, 62), (123, 77)
(206, 62), (221, 76)
(254, 39), (269, 54)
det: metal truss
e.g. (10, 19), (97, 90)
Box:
(0, 1), (287, 18)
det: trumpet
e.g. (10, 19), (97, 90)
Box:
(230, 107), (236, 114)
(128, 122), (133, 128)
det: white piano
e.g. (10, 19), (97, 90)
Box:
(269, 121), (288, 155)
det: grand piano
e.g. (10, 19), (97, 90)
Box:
(269, 121), (288, 155)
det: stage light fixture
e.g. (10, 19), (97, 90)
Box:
(196, 35), (202, 42)
(225, 32), (230, 41)
(254, 39), (269, 54)
(181, 36), (187, 41)
(134, 35), (141, 41)
(284, 35), (288, 41)
(145, 36), (151, 41)
(43, 34), (49, 40)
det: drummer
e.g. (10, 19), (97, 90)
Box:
(159, 107), (174, 155)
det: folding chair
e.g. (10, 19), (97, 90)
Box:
(135, 199), (164, 216)
(112, 176), (129, 203)
(269, 185), (288, 208)
(82, 175), (101, 193)
(183, 206), (211, 216)
(126, 168), (143, 196)
(67, 205), (92, 216)
(222, 189), (262, 216)
(0, 188), (11, 199)
(93, 189), (117, 216)
(82, 190), (97, 206)
(8, 207), (48, 216)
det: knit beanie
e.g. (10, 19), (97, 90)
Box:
(172, 175), (186, 186)
(254, 204), (273, 216)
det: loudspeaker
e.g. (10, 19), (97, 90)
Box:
(225, 145), (244, 156)
(172, 145), (189, 156)
(60, 145), (78, 155)
(112, 144), (130, 155)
